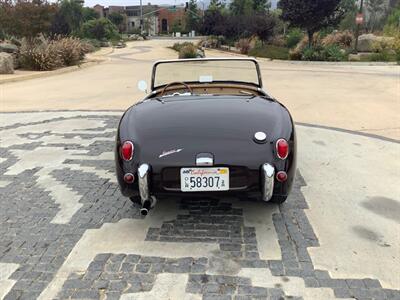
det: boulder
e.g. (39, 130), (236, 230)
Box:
(0, 42), (18, 54)
(196, 49), (205, 58)
(0, 52), (14, 74)
(128, 34), (140, 41)
(357, 34), (395, 52)
(348, 54), (361, 61)
(348, 52), (377, 61)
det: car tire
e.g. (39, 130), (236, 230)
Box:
(271, 195), (287, 204)
(129, 196), (141, 204)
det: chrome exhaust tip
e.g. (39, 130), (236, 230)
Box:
(140, 208), (149, 216)
(140, 198), (152, 216)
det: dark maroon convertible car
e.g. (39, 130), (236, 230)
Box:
(115, 58), (296, 215)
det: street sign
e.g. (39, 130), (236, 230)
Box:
(356, 13), (364, 25)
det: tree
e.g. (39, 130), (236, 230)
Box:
(171, 19), (183, 33)
(82, 7), (99, 22)
(51, 11), (71, 35)
(279, 0), (344, 46)
(253, 0), (271, 13)
(108, 12), (124, 26)
(250, 13), (277, 43)
(209, 0), (224, 12)
(338, 0), (358, 31)
(0, 0), (58, 38)
(201, 9), (226, 35)
(144, 15), (156, 35)
(108, 12), (125, 32)
(383, 6), (400, 35)
(81, 18), (119, 40)
(230, 0), (253, 16)
(58, 0), (83, 33)
(186, 0), (200, 32)
(365, 0), (386, 32)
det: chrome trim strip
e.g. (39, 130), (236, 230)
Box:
(138, 163), (150, 203)
(196, 157), (213, 166)
(261, 163), (275, 202)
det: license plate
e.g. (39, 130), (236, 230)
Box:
(180, 167), (229, 192)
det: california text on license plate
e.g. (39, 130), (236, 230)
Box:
(180, 167), (229, 192)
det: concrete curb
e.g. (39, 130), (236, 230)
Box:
(0, 47), (114, 85)
(206, 48), (399, 66)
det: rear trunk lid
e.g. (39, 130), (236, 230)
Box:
(125, 95), (291, 168)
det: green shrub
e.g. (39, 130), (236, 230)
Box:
(178, 44), (197, 58)
(322, 45), (346, 61)
(286, 28), (303, 48)
(82, 38), (101, 50)
(249, 45), (289, 60)
(366, 51), (395, 62)
(301, 46), (323, 61)
(383, 8), (400, 36)
(80, 18), (120, 41)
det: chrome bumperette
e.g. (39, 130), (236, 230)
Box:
(261, 163), (275, 201)
(138, 163), (150, 203)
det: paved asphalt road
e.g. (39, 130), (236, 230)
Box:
(0, 39), (399, 300)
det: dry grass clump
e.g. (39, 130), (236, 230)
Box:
(18, 35), (88, 71)
(322, 30), (353, 48)
(178, 43), (198, 58)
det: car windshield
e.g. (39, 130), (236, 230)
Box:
(152, 59), (262, 89)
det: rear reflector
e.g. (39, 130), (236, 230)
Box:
(276, 171), (288, 182)
(124, 173), (134, 183)
(276, 139), (289, 160)
(121, 141), (134, 161)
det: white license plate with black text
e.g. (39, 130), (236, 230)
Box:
(180, 167), (229, 192)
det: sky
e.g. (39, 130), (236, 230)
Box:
(82, 0), (278, 9)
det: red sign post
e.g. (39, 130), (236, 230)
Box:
(356, 13), (364, 25)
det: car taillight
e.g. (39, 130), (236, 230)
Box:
(121, 141), (134, 161)
(276, 171), (288, 182)
(124, 173), (135, 183)
(276, 139), (289, 160)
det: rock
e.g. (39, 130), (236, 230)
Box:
(128, 34), (140, 40)
(99, 41), (110, 47)
(348, 52), (376, 61)
(348, 54), (361, 61)
(196, 49), (205, 58)
(137, 36), (144, 41)
(0, 42), (18, 54)
(357, 34), (395, 52)
(0, 52), (14, 74)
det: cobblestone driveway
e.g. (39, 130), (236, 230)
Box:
(0, 112), (399, 300)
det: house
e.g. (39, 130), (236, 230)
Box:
(125, 5), (159, 35)
(157, 6), (186, 34)
(91, 4), (187, 35)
